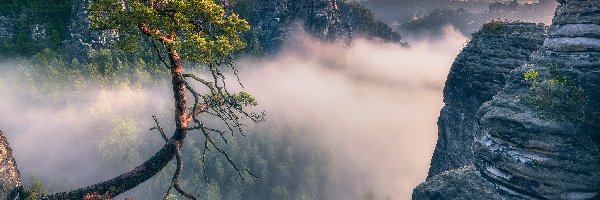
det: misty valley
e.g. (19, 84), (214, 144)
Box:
(1, 0), (599, 200)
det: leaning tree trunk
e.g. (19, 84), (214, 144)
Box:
(0, 130), (21, 200)
(44, 31), (189, 199)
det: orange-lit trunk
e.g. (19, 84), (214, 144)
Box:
(168, 48), (188, 141)
(44, 25), (191, 199)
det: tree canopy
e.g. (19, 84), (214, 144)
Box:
(37, 1), (262, 199)
(89, 0), (249, 63)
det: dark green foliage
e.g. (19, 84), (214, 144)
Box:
(0, 0), (74, 56)
(7, 48), (168, 104)
(481, 20), (506, 33)
(401, 8), (462, 35)
(88, 0), (249, 64)
(179, 126), (336, 200)
(16, 176), (48, 200)
(228, 0), (264, 55)
(339, 1), (402, 42)
(96, 121), (339, 199)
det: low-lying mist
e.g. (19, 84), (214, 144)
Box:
(0, 28), (466, 199)
(238, 29), (466, 199)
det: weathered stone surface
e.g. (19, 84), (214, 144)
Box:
(414, 165), (517, 200)
(552, 0), (600, 25)
(0, 130), (20, 200)
(427, 22), (546, 178)
(253, 0), (405, 54)
(64, 0), (117, 61)
(475, 65), (600, 199)
(417, 1), (600, 199)
(473, 0), (600, 199)
(548, 24), (600, 38)
(544, 37), (600, 52)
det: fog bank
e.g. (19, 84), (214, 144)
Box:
(238, 29), (466, 199)
(0, 28), (466, 199)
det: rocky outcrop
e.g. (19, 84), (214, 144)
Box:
(253, 0), (406, 54)
(474, 0), (600, 198)
(427, 22), (546, 178)
(0, 130), (21, 200)
(0, 16), (14, 40)
(0, 0), (404, 57)
(415, 0), (600, 199)
(414, 165), (513, 200)
(64, 0), (116, 61)
(338, 1), (403, 42)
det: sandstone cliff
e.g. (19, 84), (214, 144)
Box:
(427, 22), (546, 178)
(415, 0), (600, 199)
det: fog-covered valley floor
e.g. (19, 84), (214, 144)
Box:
(0, 29), (466, 199)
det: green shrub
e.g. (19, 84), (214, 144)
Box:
(481, 20), (506, 33)
(523, 65), (586, 122)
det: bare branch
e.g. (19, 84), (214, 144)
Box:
(150, 39), (171, 69)
(182, 74), (216, 93)
(151, 115), (169, 143)
(192, 119), (228, 143)
(202, 138), (210, 184)
(173, 143), (200, 200)
(202, 130), (258, 180)
(162, 184), (173, 200)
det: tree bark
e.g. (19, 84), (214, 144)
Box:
(44, 30), (189, 199)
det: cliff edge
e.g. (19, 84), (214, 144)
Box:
(416, 0), (600, 199)
(427, 21), (547, 178)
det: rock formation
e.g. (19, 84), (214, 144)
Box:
(60, 0), (407, 57)
(0, 16), (14, 40)
(64, 0), (117, 61)
(415, 0), (600, 199)
(253, 0), (405, 54)
(0, 130), (21, 200)
(474, 0), (600, 198)
(427, 22), (546, 178)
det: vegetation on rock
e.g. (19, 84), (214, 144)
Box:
(523, 65), (586, 122)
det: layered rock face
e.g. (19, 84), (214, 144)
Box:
(475, 0), (600, 198)
(415, 165), (512, 200)
(0, 130), (20, 200)
(416, 0), (600, 199)
(427, 22), (546, 178)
